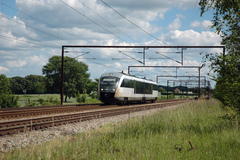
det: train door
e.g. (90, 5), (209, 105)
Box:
(142, 80), (146, 102)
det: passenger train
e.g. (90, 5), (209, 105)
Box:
(98, 72), (158, 105)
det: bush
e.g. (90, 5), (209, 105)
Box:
(27, 98), (36, 107)
(76, 92), (87, 103)
(37, 97), (60, 106)
(0, 74), (20, 108)
(89, 91), (97, 99)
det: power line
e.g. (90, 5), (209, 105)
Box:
(1, 2), (122, 63)
(0, 33), (58, 49)
(100, 0), (168, 45)
(59, 0), (148, 65)
(1, 15), (75, 45)
(118, 50), (143, 64)
(155, 51), (181, 64)
(77, 0), (139, 44)
(87, 58), (120, 71)
(1, 2), (82, 41)
(59, 0), (126, 42)
(0, 28), (59, 49)
(76, 0), (158, 62)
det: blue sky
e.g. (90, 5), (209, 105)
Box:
(0, 0), (222, 88)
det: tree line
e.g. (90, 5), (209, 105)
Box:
(0, 56), (98, 108)
(9, 75), (46, 94)
(199, 0), (240, 116)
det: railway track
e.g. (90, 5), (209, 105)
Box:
(0, 99), (189, 136)
(0, 99), (184, 120)
(0, 103), (109, 120)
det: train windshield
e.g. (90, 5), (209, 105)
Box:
(100, 76), (120, 92)
(100, 77), (120, 85)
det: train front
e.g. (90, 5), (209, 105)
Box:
(99, 73), (120, 104)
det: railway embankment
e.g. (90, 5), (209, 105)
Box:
(1, 99), (239, 159)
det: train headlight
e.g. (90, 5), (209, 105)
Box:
(113, 89), (115, 91)
(101, 88), (103, 91)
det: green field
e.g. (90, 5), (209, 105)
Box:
(17, 94), (61, 107)
(17, 94), (100, 107)
(2, 99), (240, 159)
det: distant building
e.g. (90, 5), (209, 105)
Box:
(174, 88), (181, 93)
(182, 91), (193, 94)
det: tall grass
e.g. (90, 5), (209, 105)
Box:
(2, 99), (240, 159)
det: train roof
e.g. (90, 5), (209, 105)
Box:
(100, 72), (157, 84)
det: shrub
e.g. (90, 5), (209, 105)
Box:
(37, 97), (60, 106)
(76, 92), (87, 103)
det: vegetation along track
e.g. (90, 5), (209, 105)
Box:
(0, 99), (189, 136)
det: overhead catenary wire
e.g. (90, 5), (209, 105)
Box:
(155, 51), (181, 64)
(0, 1), (213, 86)
(0, 2), (83, 41)
(0, 33), (59, 49)
(118, 50), (143, 64)
(1, 14), (75, 45)
(77, 0), (139, 44)
(100, 0), (168, 45)
(0, 28), (59, 49)
(59, 0), (146, 63)
(0, 2), (111, 65)
(1, 1), (174, 68)
(87, 58), (120, 71)
(59, 0), (127, 43)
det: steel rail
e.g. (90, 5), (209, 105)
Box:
(0, 99), (183, 120)
(0, 99), (189, 136)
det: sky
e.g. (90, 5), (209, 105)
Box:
(0, 0), (223, 88)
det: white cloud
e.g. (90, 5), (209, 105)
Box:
(0, 66), (9, 74)
(202, 20), (212, 29)
(158, 13), (164, 20)
(27, 55), (48, 66)
(114, 62), (122, 68)
(13, 0), (198, 42)
(162, 29), (221, 46)
(6, 60), (27, 68)
(167, 18), (181, 31)
(190, 20), (212, 30)
(176, 14), (185, 19)
(190, 21), (201, 28)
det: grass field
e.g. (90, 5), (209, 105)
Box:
(2, 99), (240, 159)
(17, 94), (61, 107)
(17, 94), (100, 107)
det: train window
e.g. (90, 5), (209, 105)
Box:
(153, 85), (158, 91)
(134, 81), (154, 94)
(121, 79), (133, 88)
(145, 83), (152, 94)
(135, 81), (144, 94)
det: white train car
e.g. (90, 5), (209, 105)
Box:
(99, 72), (158, 105)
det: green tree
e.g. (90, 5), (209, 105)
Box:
(42, 56), (91, 102)
(25, 75), (46, 94)
(9, 76), (27, 94)
(158, 87), (166, 93)
(86, 78), (99, 94)
(0, 74), (19, 108)
(199, 0), (240, 111)
(9, 75), (46, 94)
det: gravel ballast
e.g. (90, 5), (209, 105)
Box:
(0, 104), (182, 152)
